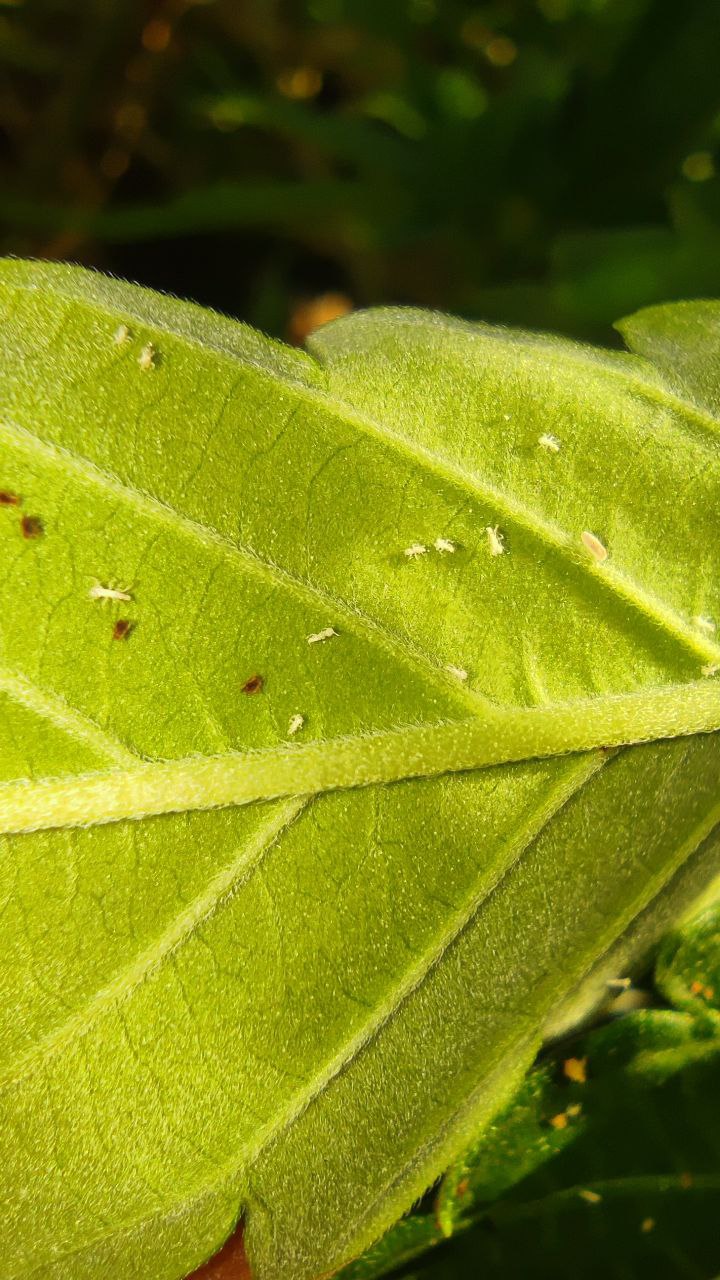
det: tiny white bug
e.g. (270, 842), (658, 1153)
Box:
(693, 615), (716, 635)
(581, 530), (608, 563)
(138, 343), (156, 371)
(445, 663), (468, 682)
(606, 977), (632, 991)
(114, 324), (131, 346)
(404, 543), (428, 559)
(702, 662), (720, 677)
(538, 433), (561, 452)
(307, 627), (338, 644)
(288, 713), (305, 736)
(486, 525), (505, 556)
(434, 538), (456, 554)
(89, 583), (133, 603)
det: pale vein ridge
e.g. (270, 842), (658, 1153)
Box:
(0, 667), (137, 768)
(0, 798), (305, 1091)
(2, 679), (720, 837)
(0, 416), (490, 717)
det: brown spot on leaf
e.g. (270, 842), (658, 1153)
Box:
(0, 491), (20, 507)
(242, 674), (264, 695)
(113, 619), (133, 640)
(21, 515), (43, 539)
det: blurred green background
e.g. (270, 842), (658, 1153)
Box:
(2, 0), (720, 344)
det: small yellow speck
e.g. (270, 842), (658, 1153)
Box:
(114, 324), (131, 346)
(681, 151), (714, 182)
(641, 1217), (655, 1234)
(288, 714), (304, 736)
(485, 35), (517, 67)
(404, 544), (428, 559)
(276, 66), (323, 100)
(563, 1057), (587, 1084)
(550, 1112), (568, 1131)
(578, 1189), (602, 1205)
(434, 538), (456, 553)
(566, 1103), (582, 1118)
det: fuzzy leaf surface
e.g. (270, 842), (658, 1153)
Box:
(1, 261), (720, 1280)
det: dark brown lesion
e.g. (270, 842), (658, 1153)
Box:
(0, 491), (21, 507)
(242, 674), (264, 695)
(20, 515), (43, 539)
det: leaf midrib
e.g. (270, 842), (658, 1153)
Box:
(4, 676), (720, 837)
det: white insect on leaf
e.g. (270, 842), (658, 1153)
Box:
(307, 627), (338, 645)
(89, 583), (133, 604)
(445, 663), (468, 682)
(404, 544), (428, 559)
(581, 530), (608, 563)
(138, 342), (156, 371)
(538, 433), (561, 453)
(486, 525), (505, 557)
(288, 714), (305, 736)
(693, 614), (716, 635)
(434, 538), (456, 554)
(702, 662), (720, 677)
(114, 323), (131, 347)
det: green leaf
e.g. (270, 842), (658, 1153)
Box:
(1, 259), (720, 1280)
(398, 1013), (720, 1280)
(348, 909), (720, 1280)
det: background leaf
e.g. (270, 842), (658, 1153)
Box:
(1, 261), (720, 1280)
(342, 907), (720, 1280)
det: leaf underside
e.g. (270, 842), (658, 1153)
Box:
(1, 262), (720, 1279)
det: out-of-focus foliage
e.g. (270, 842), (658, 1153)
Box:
(338, 905), (720, 1280)
(1, 0), (720, 341)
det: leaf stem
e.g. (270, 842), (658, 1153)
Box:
(2, 679), (720, 836)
